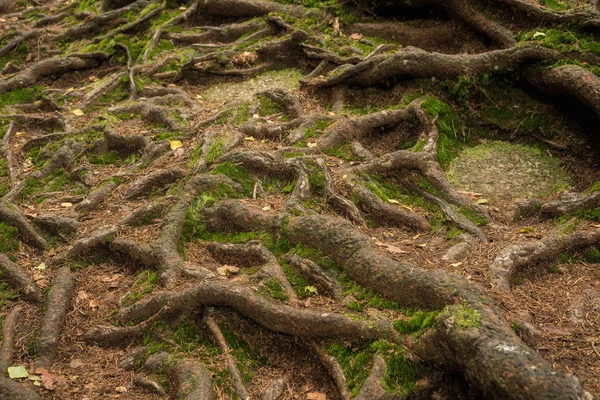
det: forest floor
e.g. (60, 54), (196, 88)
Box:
(0, 0), (600, 399)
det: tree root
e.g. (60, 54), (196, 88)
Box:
(516, 191), (600, 219)
(0, 376), (42, 400)
(490, 229), (600, 293)
(0, 203), (47, 250)
(109, 238), (157, 268)
(305, 44), (557, 87)
(261, 375), (290, 400)
(0, 52), (108, 94)
(354, 355), (388, 400)
(33, 213), (79, 238)
(75, 181), (118, 214)
(196, 0), (318, 19)
(133, 374), (166, 395)
(65, 225), (118, 261)
(309, 340), (352, 400)
(0, 305), (23, 375)
(109, 280), (397, 341)
(36, 266), (75, 368)
(0, 254), (42, 302)
(204, 314), (250, 400)
(171, 360), (217, 400)
(124, 168), (185, 199)
(123, 201), (166, 226)
(1, 122), (17, 186)
(285, 255), (342, 300)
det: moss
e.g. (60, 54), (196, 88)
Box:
(589, 181), (600, 192)
(123, 270), (159, 306)
(519, 29), (600, 54)
(442, 302), (481, 330)
(20, 169), (72, 199)
(221, 323), (267, 382)
(585, 247), (600, 263)
(0, 86), (45, 108)
(282, 151), (305, 158)
(393, 310), (439, 335)
(232, 103), (250, 126)
(556, 215), (580, 234)
(211, 163), (255, 196)
(0, 222), (19, 258)
(305, 161), (325, 195)
(322, 143), (357, 161)
(89, 151), (123, 165)
(458, 206), (487, 226)
(259, 278), (289, 301)
(421, 97), (464, 169)
(258, 95), (282, 116)
(296, 119), (335, 147)
(280, 260), (316, 298)
(77, 0), (99, 13)
(205, 139), (226, 165)
(326, 340), (418, 396)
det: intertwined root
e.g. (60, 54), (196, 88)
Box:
(0, 0), (599, 398)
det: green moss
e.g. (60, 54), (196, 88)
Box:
(0, 86), (44, 108)
(232, 103), (250, 127)
(421, 97), (464, 169)
(538, 0), (568, 10)
(123, 270), (159, 306)
(458, 206), (487, 226)
(20, 169), (71, 199)
(305, 161), (325, 195)
(393, 310), (439, 335)
(585, 247), (600, 263)
(0, 222), (19, 257)
(519, 29), (600, 54)
(341, 279), (403, 311)
(258, 95), (282, 116)
(280, 260), (315, 298)
(442, 302), (481, 330)
(0, 279), (19, 310)
(556, 215), (580, 234)
(326, 340), (418, 396)
(77, 0), (99, 13)
(205, 139), (226, 165)
(89, 151), (122, 165)
(589, 181), (600, 192)
(322, 143), (357, 161)
(259, 278), (289, 301)
(211, 163), (255, 196)
(221, 323), (267, 382)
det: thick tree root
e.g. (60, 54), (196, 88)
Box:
(133, 374), (166, 395)
(0, 254), (42, 302)
(65, 225), (118, 260)
(0, 53), (108, 94)
(516, 191), (600, 219)
(171, 360), (217, 400)
(75, 181), (118, 214)
(0, 376), (43, 400)
(108, 281), (397, 342)
(285, 255), (342, 300)
(33, 214), (79, 238)
(0, 305), (23, 375)
(490, 229), (600, 293)
(204, 200), (589, 399)
(354, 355), (388, 400)
(309, 340), (352, 400)
(36, 266), (75, 368)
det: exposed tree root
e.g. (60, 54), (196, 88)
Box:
(124, 168), (185, 199)
(0, 376), (43, 400)
(516, 191), (600, 219)
(75, 181), (118, 214)
(36, 266), (75, 368)
(33, 214), (79, 238)
(64, 225), (118, 261)
(205, 314), (250, 400)
(490, 229), (600, 293)
(309, 340), (352, 400)
(0, 254), (42, 302)
(0, 53), (108, 94)
(0, 305), (23, 375)
(171, 360), (217, 400)
(108, 280), (397, 341)
(0, 203), (47, 250)
(133, 374), (166, 395)
(123, 201), (166, 226)
(285, 255), (342, 300)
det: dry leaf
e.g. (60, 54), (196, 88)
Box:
(35, 368), (56, 390)
(69, 359), (83, 369)
(261, 205), (271, 211)
(476, 199), (489, 204)
(35, 262), (47, 270)
(169, 140), (183, 151)
(375, 241), (408, 254)
(450, 262), (463, 267)
(61, 202), (73, 208)
(244, 136), (255, 141)
(77, 290), (88, 300)
(216, 265), (240, 277)
(349, 33), (363, 40)
(115, 386), (128, 393)
(72, 109), (84, 116)
(307, 393), (327, 400)
(307, 142), (318, 148)
(15, 131), (24, 136)
(387, 199), (400, 204)
(89, 299), (99, 308)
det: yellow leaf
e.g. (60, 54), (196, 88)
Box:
(72, 109), (84, 116)
(169, 140), (183, 150)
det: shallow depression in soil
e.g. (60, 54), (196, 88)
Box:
(447, 141), (570, 199)
(203, 68), (303, 103)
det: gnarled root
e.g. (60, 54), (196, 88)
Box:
(0, 254), (42, 302)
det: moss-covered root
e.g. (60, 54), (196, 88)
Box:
(0, 203), (47, 250)
(490, 229), (600, 293)
(0, 254), (42, 302)
(354, 355), (388, 400)
(284, 213), (589, 399)
(0, 305), (23, 375)
(310, 341), (352, 400)
(110, 281), (398, 342)
(516, 191), (600, 219)
(35, 266), (75, 368)
(171, 360), (217, 400)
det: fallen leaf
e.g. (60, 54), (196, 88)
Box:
(244, 136), (255, 141)
(89, 299), (99, 308)
(476, 199), (489, 204)
(387, 199), (400, 204)
(69, 359), (83, 369)
(8, 366), (29, 379)
(349, 33), (363, 40)
(115, 386), (128, 393)
(72, 109), (84, 116)
(216, 265), (240, 277)
(304, 286), (318, 295)
(35, 367), (56, 390)
(533, 31), (546, 39)
(375, 241), (408, 255)
(307, 393), (326, 400)
(15, 131), (24, 136)
(307, 142), (318, 148)
(261, 205), (271, 211)
(35, 262), (47, 270)
(169, 140), (183, 151)
(544, 326), (574, 336)
(450, 262), (463, 268)
(61, 202), (73, 208)
(77, 290), (88, 300)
